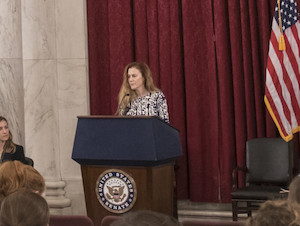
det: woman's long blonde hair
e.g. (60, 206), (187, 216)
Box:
(116, 62), (159, 115)
(0, 116), (16, 154)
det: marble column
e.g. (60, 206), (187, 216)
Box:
(55, 0), (89, 212)
(22, 0), (89, 214)
(0, 0), (24, 145)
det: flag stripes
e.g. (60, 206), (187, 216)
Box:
(265, 0), (300, 141)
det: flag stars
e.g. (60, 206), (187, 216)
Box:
(275, 0), (298, 30)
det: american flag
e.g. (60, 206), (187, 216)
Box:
(265, 0), (300, 141)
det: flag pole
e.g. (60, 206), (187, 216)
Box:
(278, 0), (286, 50)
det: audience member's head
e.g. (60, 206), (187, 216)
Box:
(246, 199), (300, 226)
(0, 189), (49, 226)
(0, 160), (45, 201)
(288, 175), (300, 205)
(22, 163), (46, 195)
(110, 210), (180, 226)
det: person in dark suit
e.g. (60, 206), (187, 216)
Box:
(0, 116), (26, 164)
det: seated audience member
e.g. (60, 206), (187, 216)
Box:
(288, 175), (300, 205)
(0, 160), (45, 203)
(110, 210), (181, 226)
(0, 189), (49, 226)
(0, 116), (26, 164)
(246, 199), (300, 226)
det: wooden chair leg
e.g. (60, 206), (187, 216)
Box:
(232, 201), (238, 221)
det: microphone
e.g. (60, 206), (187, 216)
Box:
(118, 94), (130, 115)
(124, 105), (131, 115)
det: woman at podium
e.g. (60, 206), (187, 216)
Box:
(0, 116), (26, 164)
(116, 62), (169, 123)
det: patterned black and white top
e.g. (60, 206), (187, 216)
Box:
(125, 91), (169, 123)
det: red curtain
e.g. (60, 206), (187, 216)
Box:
(211, 0), (277, 201)
(87, 0), (299, 203)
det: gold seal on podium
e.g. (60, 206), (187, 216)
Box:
(95, 169), (137, 213)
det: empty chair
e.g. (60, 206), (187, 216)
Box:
(231, 137), (294, 221)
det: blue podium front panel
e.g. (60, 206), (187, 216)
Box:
(72, 116), (182, 166)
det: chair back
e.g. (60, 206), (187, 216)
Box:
(49, 215), (94, 226)
(246, 137), (293, 185)
(24, 157), (34, 167)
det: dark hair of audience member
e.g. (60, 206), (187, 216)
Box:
(288, 175), (300, 205)
(0, 160), (45, 202)
(0, 189), (49, 226)
(246, 199), (300, 226)
(110, 209), (181, 226)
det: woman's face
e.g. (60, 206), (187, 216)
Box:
(127, 67), (145, 92)
(0, 120), (9, 143)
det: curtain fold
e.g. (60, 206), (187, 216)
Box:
(87, 0), (299, 203)
(181, 0), (220, 202)
(212, 0), (276, 201)
(213, 0), (237, 202)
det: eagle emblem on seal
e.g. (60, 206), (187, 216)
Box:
(105, 185), (127, 202)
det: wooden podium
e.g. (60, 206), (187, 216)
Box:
(72, 116), (182, 225)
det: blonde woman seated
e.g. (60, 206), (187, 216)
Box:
(0, 189), (49, 226)
(0, 160), (45, 203)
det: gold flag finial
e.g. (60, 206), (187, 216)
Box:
(278, 0), (286, 50)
